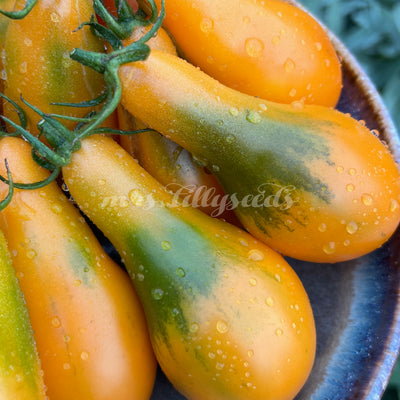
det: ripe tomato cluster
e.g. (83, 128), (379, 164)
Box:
(0, 1), (398, 400)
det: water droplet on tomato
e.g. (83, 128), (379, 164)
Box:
(229, 107), (239, 116)
(200, 18), (213, 33)
(247, 249), (264, 261)
(275, 328), (283, 336)
(80, 351), (89, 361)
(284, 58), (295, 72)
(129, 189), (145, 207)
(216, 320), (229, 334)
(318, 223), (327, 233)
(346, 221), (358, 234)
(245, 38), (264, 58)
(265, 297), (274, 307)
(249, 278), (257, 286)
(50, 12), (60, 23)
(323, 242), (336, 254)
(390, 199), (399, 212)
(346, 183), (355, 192)
(315, 42), (322, 51)
(26, 249), (37, 260)
(289, 88), (297, 97)
(190, 322), (200, 333)
(51, 317), (61, 328)
(51, 204), (62, 214)
(246, 110), (261, 124)
(19, 61), (27, 74)
(176, 267), (186, 277)
(216, 362), (225, 370)
(152, 288), (164, 300)
(272, 35), (280, 45)
(161, 241), (171, 250)
(361, 194), (373, 206)
(63, 363), (71, 370)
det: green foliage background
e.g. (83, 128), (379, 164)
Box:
(300, 1), (400, 397)
(301, 0), (400, 133)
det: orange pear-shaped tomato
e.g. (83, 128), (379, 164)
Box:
(62, 134), (316, 400)
(0, 136), (156, 400)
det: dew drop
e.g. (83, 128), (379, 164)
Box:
(74, 280), (82, 287)
(137, 273), (145, 282)
(200, 18), (213, 33)
(390, 199), (399, 212)
(361, 194), (373, 206)
(246, 110), (261, 124)
(284, 58), (295, 72)
(176, 267), (186, 277)
(291, 100), (304, 109)
(229, 107), (239, 116)
(51, 317), (61, 328)
(216, 362), (225, 370)
(289, 88), (297, 97)
(343, 239), (350, 247)
(63, 363), (71, 370)
(24, 38), (32, 47)
(272, 35), (280, 45)
(247, 249), (264, 261)
(52, 204), (62, 214)
(318, 223), (327, 233)
(225, 135), (235, 144)
(97, 179), (106, 185)
(245, 38), (264, 58)
(249, 278), (257, 286)
(349, 168), (357, 176)
(275, 328), (283, 336)
(161, 241), (171, 250)
(19, 61), (27, 74)
(337, 166), (344, 174)
(171, 308), (180, 317)
(315, 42), (322, 51)
(266, 297), (274, 307)
(208, 352), (216, 359)
(80, 351), (89, 361)
(50, 12), (60, 22)
(190, 322), (200, 333)
(129, 189), (146, 207)
(274, 273), (281, 282)
(247, 350), (254, 358)
(26, 249), (37, 260)
(323, 242), (336, 254)
(346, 221), (358, 235)
(151, 288), (164, 300)
(216, 320), (229, 334)
(346, 183), (355, 192)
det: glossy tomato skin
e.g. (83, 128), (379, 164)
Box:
(0, 137), (157, 400)
(62, 134), (316, 400)
(118, 25), (239, 222)
(0, 229), (47, 400)
(3, 0), (105, 134)
(116, 49), (400, 263)
(145, 0), (342, 107)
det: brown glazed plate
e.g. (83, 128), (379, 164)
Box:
(147, 5), (400, 400)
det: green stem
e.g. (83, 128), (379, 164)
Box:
(0, 0), (37, 19)
(0, 159), (13, 212)
(0, 165), (61, 190)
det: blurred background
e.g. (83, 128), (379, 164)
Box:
(301, 0), (400, 398)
